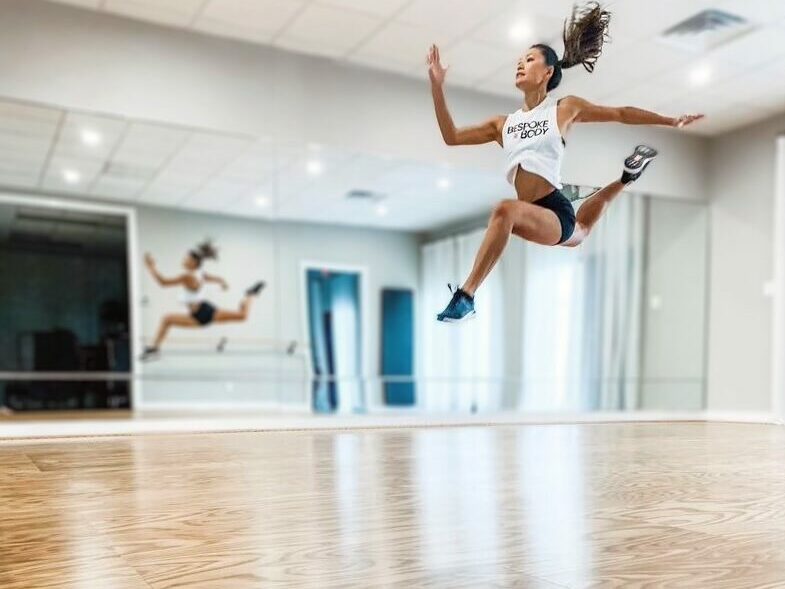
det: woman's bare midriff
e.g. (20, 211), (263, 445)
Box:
(512, 165), (556, 202)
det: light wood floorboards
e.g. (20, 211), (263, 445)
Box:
(3, 422), (785, 588)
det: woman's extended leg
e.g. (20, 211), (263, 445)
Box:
(436, 199), (561, 323)
(561, 180), (624, 247)
(212, 281), (265, 323)
(564, 145), (659, 247)
(153, 314), (199, 348)
(213, 297), (252, 323)
(461, 199), (562, 296)
(141, 313), (199, 360)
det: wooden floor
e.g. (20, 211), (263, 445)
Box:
(3, 422), (785, 588)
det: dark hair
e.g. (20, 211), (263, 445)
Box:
(188, 239), (218, 267)
(533, 2), (611, 92)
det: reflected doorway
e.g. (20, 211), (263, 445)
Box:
(305, 267), (364, 413)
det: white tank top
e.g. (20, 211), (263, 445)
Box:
(502, 98), (565, 189)
(180, 270), (205, 306)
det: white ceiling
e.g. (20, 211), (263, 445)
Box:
(0, 98), (507, 231)
(46, 0), (785, 135)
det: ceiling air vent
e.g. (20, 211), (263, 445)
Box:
(101, 160), (157, 180)
(658, 9), (753, 52)
(345, 189), (385, 202)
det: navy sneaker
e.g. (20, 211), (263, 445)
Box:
(436, 284), (476, 323)
(139, 346), (160, 362)
(621, 145), (658, 184)
(246, 281), (266, 296)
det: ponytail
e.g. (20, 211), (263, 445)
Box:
(560, 2), (611, 73)
(189, 239), (218, 267)
(532, 2), (611, 92)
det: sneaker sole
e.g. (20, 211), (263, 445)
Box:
(623, 145), (658, 175)
(438, 311), (477, 324)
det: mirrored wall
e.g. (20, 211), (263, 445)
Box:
(0, 99), (709, 416)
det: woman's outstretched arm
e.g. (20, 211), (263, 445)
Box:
(203, 272), (228, 291)
(427, 44), (505, 146)
(559, 95), (703, 130)
(144, 253), (188, 288)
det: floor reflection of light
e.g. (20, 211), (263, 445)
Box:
(414, 428), (499, 571)
(334, 432), (361, 545)
(518, 426), (590, 578)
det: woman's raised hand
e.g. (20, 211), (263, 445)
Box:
(427, 44), (448, 86)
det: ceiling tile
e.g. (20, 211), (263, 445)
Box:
(470, 9), (563, 51)
(275, 3), (383, 56)
(47, 0), (102, 8)
(109, 122), (188, 168)
(103, 0), (205, 27)
(440, 40), (516, 85)
(138, 173), (206, 205)
(609, 0), (719, 45)
(707, 24), (785, 68)
(184, 177), (256, 207)
(352, 21), (456, 67)
(599, 38), (685, 84)
(396, 0), (509, 39)
(196, 0), (306, 40)
(41, 156), (105, 193)
(138, 132), (254, 204)
(0, 102), (62, 137)
(53, 112), (127, 162)
(320, 0), (410, 18)
(717, 0), (785, 25)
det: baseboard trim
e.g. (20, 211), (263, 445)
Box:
(0, 410), (781, 442)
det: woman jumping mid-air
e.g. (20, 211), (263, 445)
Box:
(140, 240), (265, 360)
(429, 2), (703, 322)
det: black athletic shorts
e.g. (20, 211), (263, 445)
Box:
(533, 189), (576, 244)
(191, 302), (216, 326)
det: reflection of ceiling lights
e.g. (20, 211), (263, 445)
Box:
(80, 128), (102, 147)
(255, 195), (270, 208)
(508, 20), (533, 44)
(437, 177), (450, 190)
(306, 159), (323, 176)
(375, 204), (389, 217)
(62, 168), (82, 184)
(688, 63), (712, 87)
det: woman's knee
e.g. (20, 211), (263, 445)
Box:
(561, 223), (587, 248)
(491, 200), (517, 226)
(162, 314), (182, 326)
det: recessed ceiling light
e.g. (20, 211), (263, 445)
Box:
(508, 20), (533, 44)
(255, 195), (270, 208)
(437, 178), (451, 190)
(80, 128), (102, 147)
(375, 204), (389, 217)
(688, 64), (712, 87)
(306, 159), (323, 176)
(62, 168), (82, 184)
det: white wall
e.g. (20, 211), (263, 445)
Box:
(1, 0), (709, 199)
(136, 205), (419, 408)
(706, 115), (784, 412)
